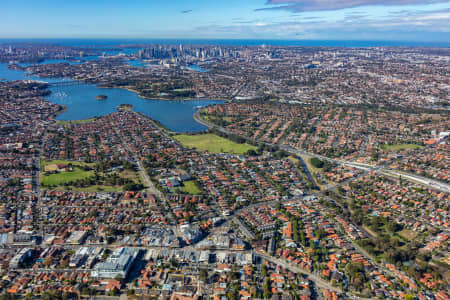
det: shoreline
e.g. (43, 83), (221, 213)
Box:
(120, 86), (229, 102)
(92, 82), (229, 102)
(10, 69), (227, 130)
(20, 67), (230, 102)
(51, 105), (67, 120)
(44, 79), (225, 132)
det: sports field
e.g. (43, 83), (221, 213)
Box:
(40, 160), (142, 191)
(41, 160), (94, 186)
(174, 134), (256, 155)
(380, 143), (423, 151)
(181, 180), (202, 195)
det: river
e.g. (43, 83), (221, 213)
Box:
(0, 61), (223, 132)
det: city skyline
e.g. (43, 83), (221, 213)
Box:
(1, 0), (450, 41)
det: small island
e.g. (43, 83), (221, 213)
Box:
(95, 94), (108, 100)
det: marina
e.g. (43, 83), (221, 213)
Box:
(0, 62), (224, 132)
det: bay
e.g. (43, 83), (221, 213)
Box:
(0, 62), (224, 132)
(48, 83), (223, 132)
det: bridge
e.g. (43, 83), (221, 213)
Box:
(47, 80), (85, 87)
(47, 80), (114, 87)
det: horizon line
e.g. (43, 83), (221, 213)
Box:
(0, 37), (449, 44)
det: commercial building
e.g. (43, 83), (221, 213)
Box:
(10, 248), (32, 269)
(91, 248), (139, 279)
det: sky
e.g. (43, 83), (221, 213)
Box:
(1, 0), (449, 41)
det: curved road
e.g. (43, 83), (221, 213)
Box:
(194, 110), (450, 193)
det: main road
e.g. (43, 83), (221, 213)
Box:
(255, 251), (342, 293)
(193, 108), (439, 295)
(194, 110), (450, 193)
(108, 114), (176, 225)
(108, 115), (160, 197)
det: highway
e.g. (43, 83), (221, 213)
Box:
(193, 109), (443, 295)
(194, 110), (450, 193)
(381, 169), (450, 193)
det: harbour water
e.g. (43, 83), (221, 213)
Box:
(0, 63), (59, 82)
(0, 62), (224, 132)
(5, 38), (445, 132)
(48, 83), (223, 132)
(188, 64), (208, 72)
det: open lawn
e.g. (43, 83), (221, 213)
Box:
(174, 134), (256, 155)
(288, 156), (300, 165)
(181, 180), (202, 195)
(68, 185), (125, 192)
(380, 143), (423, 151)
(46, 185), (126, 192)
(40, 159), (141, 192)
(300, 155), (322, 174)
(40, 159), (94, 169)
(202, 115), (232, 124)
(41, 167), (94, 186)
(119, 169), (143, 183)
(398, 229), (418, 241)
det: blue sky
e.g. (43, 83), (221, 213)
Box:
(1, 0), (449, 41)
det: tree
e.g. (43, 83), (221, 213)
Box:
(43, 256), (53, 267)
(41, 290), (69, 300)
(386, 221), (402, 233)
(123, 182), (144, 191)
(0, 294), (17, 300)
(261, 264), (268, 277)
(246, 149), (258, 156)
(170, 257), (179, 268)
(275, 201), (281, 211)
(199, 268), (208, 282)
(263, 278), (272, 299)
(310, 157), (324, 168)
(114, 274), (124, 285)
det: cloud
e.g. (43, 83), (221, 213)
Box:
(256, 0), (450, 12)
(195, 8), (450, 40)
(388, 6), (450, 16)
(181, 9), (193, 14)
